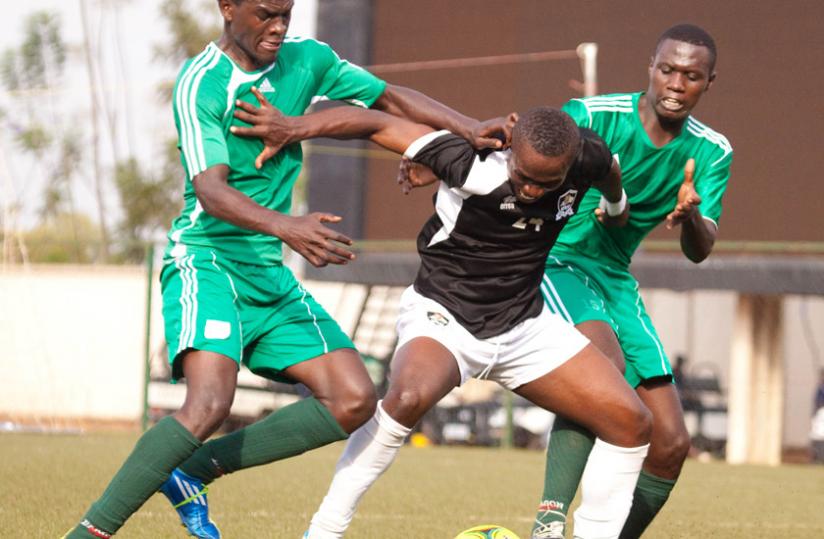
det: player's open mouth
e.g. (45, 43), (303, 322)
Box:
(660, 97), (683, 112)
(260, 41), (282, 52)
(517, 190), (538, 202)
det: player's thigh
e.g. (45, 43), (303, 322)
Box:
(382, 287), (472, 426)
(514, 341), (650, 447)
(605, 271), (673, 388)
(383, 337), (462, 427)
(241, 265), (358, 382)
(160, 251), (244, 382)
(542, 256), (624, 370)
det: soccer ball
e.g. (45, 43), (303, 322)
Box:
(453, 524), (521, 539)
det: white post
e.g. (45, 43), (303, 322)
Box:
(576, 42), (598, 97)
(727, 294), (784, 465)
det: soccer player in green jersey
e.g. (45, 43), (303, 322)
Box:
(64, 2), (509, 538)
(532, 24), (732, 539)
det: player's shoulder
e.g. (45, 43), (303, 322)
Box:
(280, 36), (339, 65)
(174, 43), (231, 102)
(685, 115), (733, 161)
(566, 92), (637, 114)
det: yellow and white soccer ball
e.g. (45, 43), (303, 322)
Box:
(453, 524), (521, 539)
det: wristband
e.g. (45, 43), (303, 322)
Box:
(599, 189), (627, 217)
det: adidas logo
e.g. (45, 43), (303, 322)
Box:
(258, 78), (275, 93)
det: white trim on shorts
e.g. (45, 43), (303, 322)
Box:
(394, 286), (589, 390)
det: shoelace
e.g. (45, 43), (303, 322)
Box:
(532, 520), (565, 539)
(173, 485), (210, 509)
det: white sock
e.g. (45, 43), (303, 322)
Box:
(306, 401), (411, 539)
(572, 438), (649, 539)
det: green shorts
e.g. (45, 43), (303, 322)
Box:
(160, 248), (355, 383)
(540, 252), (672, 388)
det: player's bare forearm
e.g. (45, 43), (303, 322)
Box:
(680, 211), (716, 263)
(593, 157), (624, 203)
(373, 84), (502, 149)
(285, 107), (432, 154)
(592, 157), (629, 226)
(193, 165), (292, 237)
(193, 165), (354, 266)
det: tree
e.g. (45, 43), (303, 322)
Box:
(106, 0), (220, 262)
(112, 142), (183, 262)
(0, 11), (102, 263)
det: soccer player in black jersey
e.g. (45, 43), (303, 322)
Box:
(231, 95), (652, 539)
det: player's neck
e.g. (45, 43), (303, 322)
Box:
(638, 95), (686, 147)
(217, 36), (270, 72)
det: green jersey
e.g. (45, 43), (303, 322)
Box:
(552, 92), (733, 268)
(166, 38), (386, 265)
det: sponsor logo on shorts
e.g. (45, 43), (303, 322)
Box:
(427, 311), (450, 326)
(555, 189), (578, 221)
(204, 319), (232, 340)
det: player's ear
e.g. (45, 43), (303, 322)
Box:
(218, 0), (234, 22)
(705, 71), (716, 92)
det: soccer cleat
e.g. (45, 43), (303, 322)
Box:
(532, 519), (565, 539)
(159, 468), (221, 539)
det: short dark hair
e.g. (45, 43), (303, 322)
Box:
(656, 23), (717, 71)
(513, 107), (579, 158)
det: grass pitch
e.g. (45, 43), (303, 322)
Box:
(2, 431), (823, 538)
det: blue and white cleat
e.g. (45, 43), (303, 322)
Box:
(160, 468), (221, 538)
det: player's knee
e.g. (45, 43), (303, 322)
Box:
(654, 426), (691, 469)
(180, 394), (233, 432)
(331, 383), (377, 433)
(391, 387), (428, 424)
(622, 402), (653, 447)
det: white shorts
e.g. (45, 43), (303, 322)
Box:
(395, 286), (590, 390)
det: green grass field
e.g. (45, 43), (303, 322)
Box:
(3, 431), (823, 538)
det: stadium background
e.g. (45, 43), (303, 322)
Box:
(1, 0), (823, 524)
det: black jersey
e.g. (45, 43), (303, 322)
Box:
(406, 129), (612, 339)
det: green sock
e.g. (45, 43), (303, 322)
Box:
(619, 471), (676, 539)
(533, 416), (596, 532)
(179, 396), (348, 483)
(66, 416), (201, 538)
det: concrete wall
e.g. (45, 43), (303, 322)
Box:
(2, 265), (821, 447)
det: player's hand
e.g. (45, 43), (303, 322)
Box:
(397, 158), (439, 194)
(230, 86), (293, 169)
(469, 112), (519, 150)
(666, 158), (702, 229)
(595, 200), (630, 227)
(278, 213), (355, 268)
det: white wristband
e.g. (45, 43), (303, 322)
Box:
(599, 189), (627, 217)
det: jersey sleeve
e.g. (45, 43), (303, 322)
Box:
(561, 98), (593, 128)
(312, 41), (387, 108)
(174, 75), (229, 181)
(696, 149), (733, 226)
(404, 131), (508, 195)
(572, 128), (613, 186)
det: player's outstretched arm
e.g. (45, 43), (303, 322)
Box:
(666, 158), (717, 262)
(231, 87), (433, 166)
(592, 156), (630, 227)
(192, 165), (355, 268)
(373, 83), (510, 150)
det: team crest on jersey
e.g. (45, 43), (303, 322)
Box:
(499, 195), (517, 211)
(555, 189), (579, 221)
(427, 311), (450, 326)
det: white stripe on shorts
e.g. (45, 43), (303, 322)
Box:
(297, 282), (329, 354)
